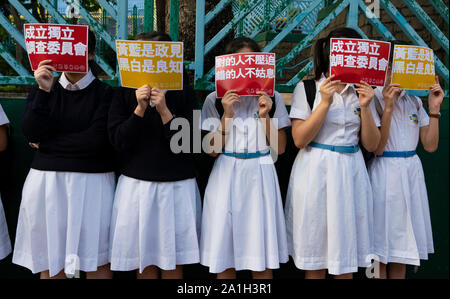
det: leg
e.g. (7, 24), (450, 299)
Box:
(86, 264), (113, 279)
(40, 270), (67, 279)
(161, 265), (183, 279)
(217, 268), (237, 279)
(333, 273), (353, 279)
(304, 269), (326, 279)
(388, 263), (406, 279)
(252, 269), (273, 279)
(377, 263), (387, 279)
(137, 265), (159, 279)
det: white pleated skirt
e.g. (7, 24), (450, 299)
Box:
(285, 147), (373, 275)
(0, 195), (11, 260)
(109, 175), (201, 272)
(368, 155), (434, 266)
(200, 154), (289, 274)
(13, 169), (116, 277)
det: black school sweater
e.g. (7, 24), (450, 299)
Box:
(22, 79), (115, 173)
(108, 86), (199, 182)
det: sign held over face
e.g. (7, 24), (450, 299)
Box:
(215, 52), (276, 98)
(329, 38), (391, 87)
(390, 44), (435, 90)
(116, 40), (184, 90)
(24, 23), (89, 73)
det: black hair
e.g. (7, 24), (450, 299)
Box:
(313, 27), (362, 80)
(225, 37), (261, 54)
(135, 31), (172, 42)
(87, 29), (100, 76)
(134, 31), (190, 86)
(389, 39), (411, 63)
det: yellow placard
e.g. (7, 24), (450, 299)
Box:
(116, 40), (183, 90)
(391, 45), (435, 90)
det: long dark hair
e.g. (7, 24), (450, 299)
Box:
(225, 37), (261, 54)
(88, 29), (100, 76)
(135, 31), (190, 86)
(313, 27), (361, 80)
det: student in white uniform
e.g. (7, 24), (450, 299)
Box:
(0, 103), (11, 260)
(285, 28), (381, 279)
(108, 32), (201, 279)
(13, 31), (116, 279)
(368, 42), (444, 278)
(200, 37), (291, 279)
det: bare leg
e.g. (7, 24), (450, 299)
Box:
(305, 269), (326, 279)
(377, 263), (387, 279)
(137, 265), (159, 279)
(86, 264), (113, 279)
(252, 269), (273, 279)
(217, 268), (237, 279)
(388, 263), (406, 279)
(161, 265), (183, 279)
(333, 273), (353, 279)
(40, 270), (67, 279)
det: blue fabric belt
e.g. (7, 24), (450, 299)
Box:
(309, 142), (359, 154)
(222, 149), (270, 159)
(377, 150), (416, 158)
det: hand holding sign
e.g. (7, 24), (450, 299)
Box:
(428, 76), (444, 113)
(382, 83), (402, 108)
(34, 60), (56, 92)
(256, 91), (273, 118)
(135, 85), (152, 115)
(319, 75), (341, 106)
(355, 81), (376, 107)
(221, 90), (241, 118)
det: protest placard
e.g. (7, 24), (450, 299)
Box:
(391, 44), (435, 90)
(24, 24), (89, 73)
(116, 40), (183, 90)
(215, 52), (276, 98)
(329, 38), (391, 87)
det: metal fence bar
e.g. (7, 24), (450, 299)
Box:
(248, 0), (291, 39)
(285, 59), (314, 86)
(97, 0), (117, 19)
(262, 0), (323, 53)
(204, 0), (265, 56)
(170, 0), (179, 41)
(0, 14), (26, 50)
(346, 0), (359, 29)
(428, 0), (449, 24)
(194, 0), (206, 85)
(379, 0), (449, 83)
(117, 0), (129, 40)
(402, 0), (449, 53)
(276, 0), (349, 71)
(205, 0), (232, 25)
(357, 0), (396, 41)
(144, 0), (154, 32)
(0, 43), (30, 76)
(77, 4), (116, 49)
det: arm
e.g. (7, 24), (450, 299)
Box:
(0, 125), (7, 152)
(374, 84), (401, 156)
(256, 91), (286, 155)
(420, 76), (444, 153)
(292, 76), (339, 148)
(108, 87), (146, 153)
(356, 81), (381, 152)
(22, 60), (57, 143)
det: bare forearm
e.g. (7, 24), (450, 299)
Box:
(422, 118), (439, 152)
(292, 102), (330, 148)
(360, 105), (381, 152)
(374, 108), (393, 155)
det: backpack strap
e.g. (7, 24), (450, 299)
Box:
(215, 94), (277, 119)
(302, 79), (316, 111)
(373, 95), (384, 118)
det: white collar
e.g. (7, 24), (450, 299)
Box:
(59, 70), (95, 91)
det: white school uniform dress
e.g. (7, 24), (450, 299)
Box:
(0, 104), (12, 260)
(200, 91), (291, 273)
(285, 75), (380, 275)
(368, 88), (433, 266)
(13, 71), (116, 277)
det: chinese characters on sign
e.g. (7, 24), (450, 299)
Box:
(391, 45), (435, 90)
(215, 52), (276, 98)
(24, 24), (89, 73)
(329, 38), (391, 87)
(116, 40), (184, 90)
